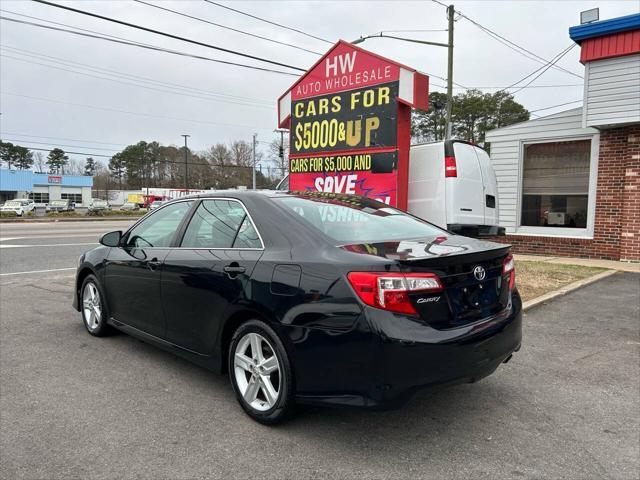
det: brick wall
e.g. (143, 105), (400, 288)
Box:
(621, 127), (640, 261)
(490, 125), (640, 261)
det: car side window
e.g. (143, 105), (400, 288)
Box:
(125, 201), (193, 248)
(181, 199), (262, 249)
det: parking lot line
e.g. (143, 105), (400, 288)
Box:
(0, 243), (97, 249)
(0, 267), (76, 276)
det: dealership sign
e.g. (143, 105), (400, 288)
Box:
(278, 40), (429, 209)
(47, 175), (62, 184)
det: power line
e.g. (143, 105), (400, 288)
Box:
(203, 1), (332, 44)
(381, 29), (448, 33)
(11, 144), (274, 170)
(529, 99), (582, 113)
(0, 132), (127, 146)
(453, 84), (582, 89)
(430, 0), (582, 80)
(1, 92), (275, 131)
(2, 139), (121, 152)
(508, 44), (577, 94)
(133, 1), (322, 56)
(17, 146), (112, 158)
(0, 44), (273, 105)
(0, 16), (299, 77)
(1, 53), (274, 109)
(31, 0), (306, 72)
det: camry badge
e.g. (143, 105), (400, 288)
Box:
(417, 296), (440, 304)
(473, 265), (486, 281)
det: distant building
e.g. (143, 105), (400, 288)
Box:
(0, 169), (93, 205)
(486, 13), (639, 261)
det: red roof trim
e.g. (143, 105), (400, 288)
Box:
(580, 30), (640, 63)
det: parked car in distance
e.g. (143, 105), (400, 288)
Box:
(148, 200), (164, 211)
(120, 202), (140, 211)
(73, 191), (522, 424)
(0, 198), (35, 216)
(46, 199), (72, 213)
(88, 199), (109, 211)
(277, 140), (504, 237)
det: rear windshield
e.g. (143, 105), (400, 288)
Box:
(276, 194), (444, 243)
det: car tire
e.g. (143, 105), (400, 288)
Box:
(228, 320), (294, 424)
(80, 275), (112, 337)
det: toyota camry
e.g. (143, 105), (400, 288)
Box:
(73, 191), (522, 424)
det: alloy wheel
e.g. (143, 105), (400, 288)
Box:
(233, 332), (281, 411)
(82, 282), (102, 331)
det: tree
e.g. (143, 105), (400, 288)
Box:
(0, 141), (18, 169)
(46, 148), (69, 174)
(411, 92), (448, 142)
(411, 90), (529, 146)
(84, 157), (97, 176)
(33, 152), (46, 172)
(268, 136), (288, 179)
(13, 146), (34, 170)
(109, 153), (126, 189)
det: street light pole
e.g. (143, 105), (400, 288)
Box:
(351, 4), (456, 139)
(181, 134), (190, 190)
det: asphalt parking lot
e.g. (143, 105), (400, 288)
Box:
(1, 221), (639, 479)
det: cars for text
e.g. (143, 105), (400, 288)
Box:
(74, 191), (522, 423)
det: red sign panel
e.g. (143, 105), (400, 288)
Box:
(279, 41), (428, 210)
(291, 42), (401, 100)
(47, 175), (62, 184)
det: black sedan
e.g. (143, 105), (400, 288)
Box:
(73, 191), (522, 424)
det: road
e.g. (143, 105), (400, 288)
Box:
(0, 220), (137, 275)
(0, 220), (639, 479)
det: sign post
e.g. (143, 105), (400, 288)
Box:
(278, 40), (429, 210)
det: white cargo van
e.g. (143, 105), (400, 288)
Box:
(276, 139), (503, 236)
(408, 140), (502, 236)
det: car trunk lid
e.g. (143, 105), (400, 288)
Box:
(340, 235), (512, 328)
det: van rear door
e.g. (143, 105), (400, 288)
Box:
(446, 142), (484, 227)
(474, 146), (499, 227)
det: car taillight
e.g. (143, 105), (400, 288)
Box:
(445, 155), (457, 177)
(347, 272), (443, 315)
(503, 254), (515, 290)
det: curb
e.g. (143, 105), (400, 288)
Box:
(522, 269), (618, 312)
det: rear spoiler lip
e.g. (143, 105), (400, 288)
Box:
(393, 244), (512, 266)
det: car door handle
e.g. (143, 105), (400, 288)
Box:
(147, 258), (162, 270)
(223, 264), (246, 276)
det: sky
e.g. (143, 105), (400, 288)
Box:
(0, 0), (638, 167)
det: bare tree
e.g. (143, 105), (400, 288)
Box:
(33, 152), (46, 172)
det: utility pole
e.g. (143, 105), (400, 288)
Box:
(446, 4), (455, 140)
(350, 5), (456, 138)
(181, 134), (190, 190)
(252, 133), (257, 189)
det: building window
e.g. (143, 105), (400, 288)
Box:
(28, 192), (50, 204)
(61, 193), (83, 204)
(521, 140), (591, 229)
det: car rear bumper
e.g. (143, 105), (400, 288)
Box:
(295, 291), (522, 408)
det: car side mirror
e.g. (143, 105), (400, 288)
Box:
(100, 230), (122, 247)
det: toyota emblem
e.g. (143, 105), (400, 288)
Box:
(473, 265), (486, 281)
